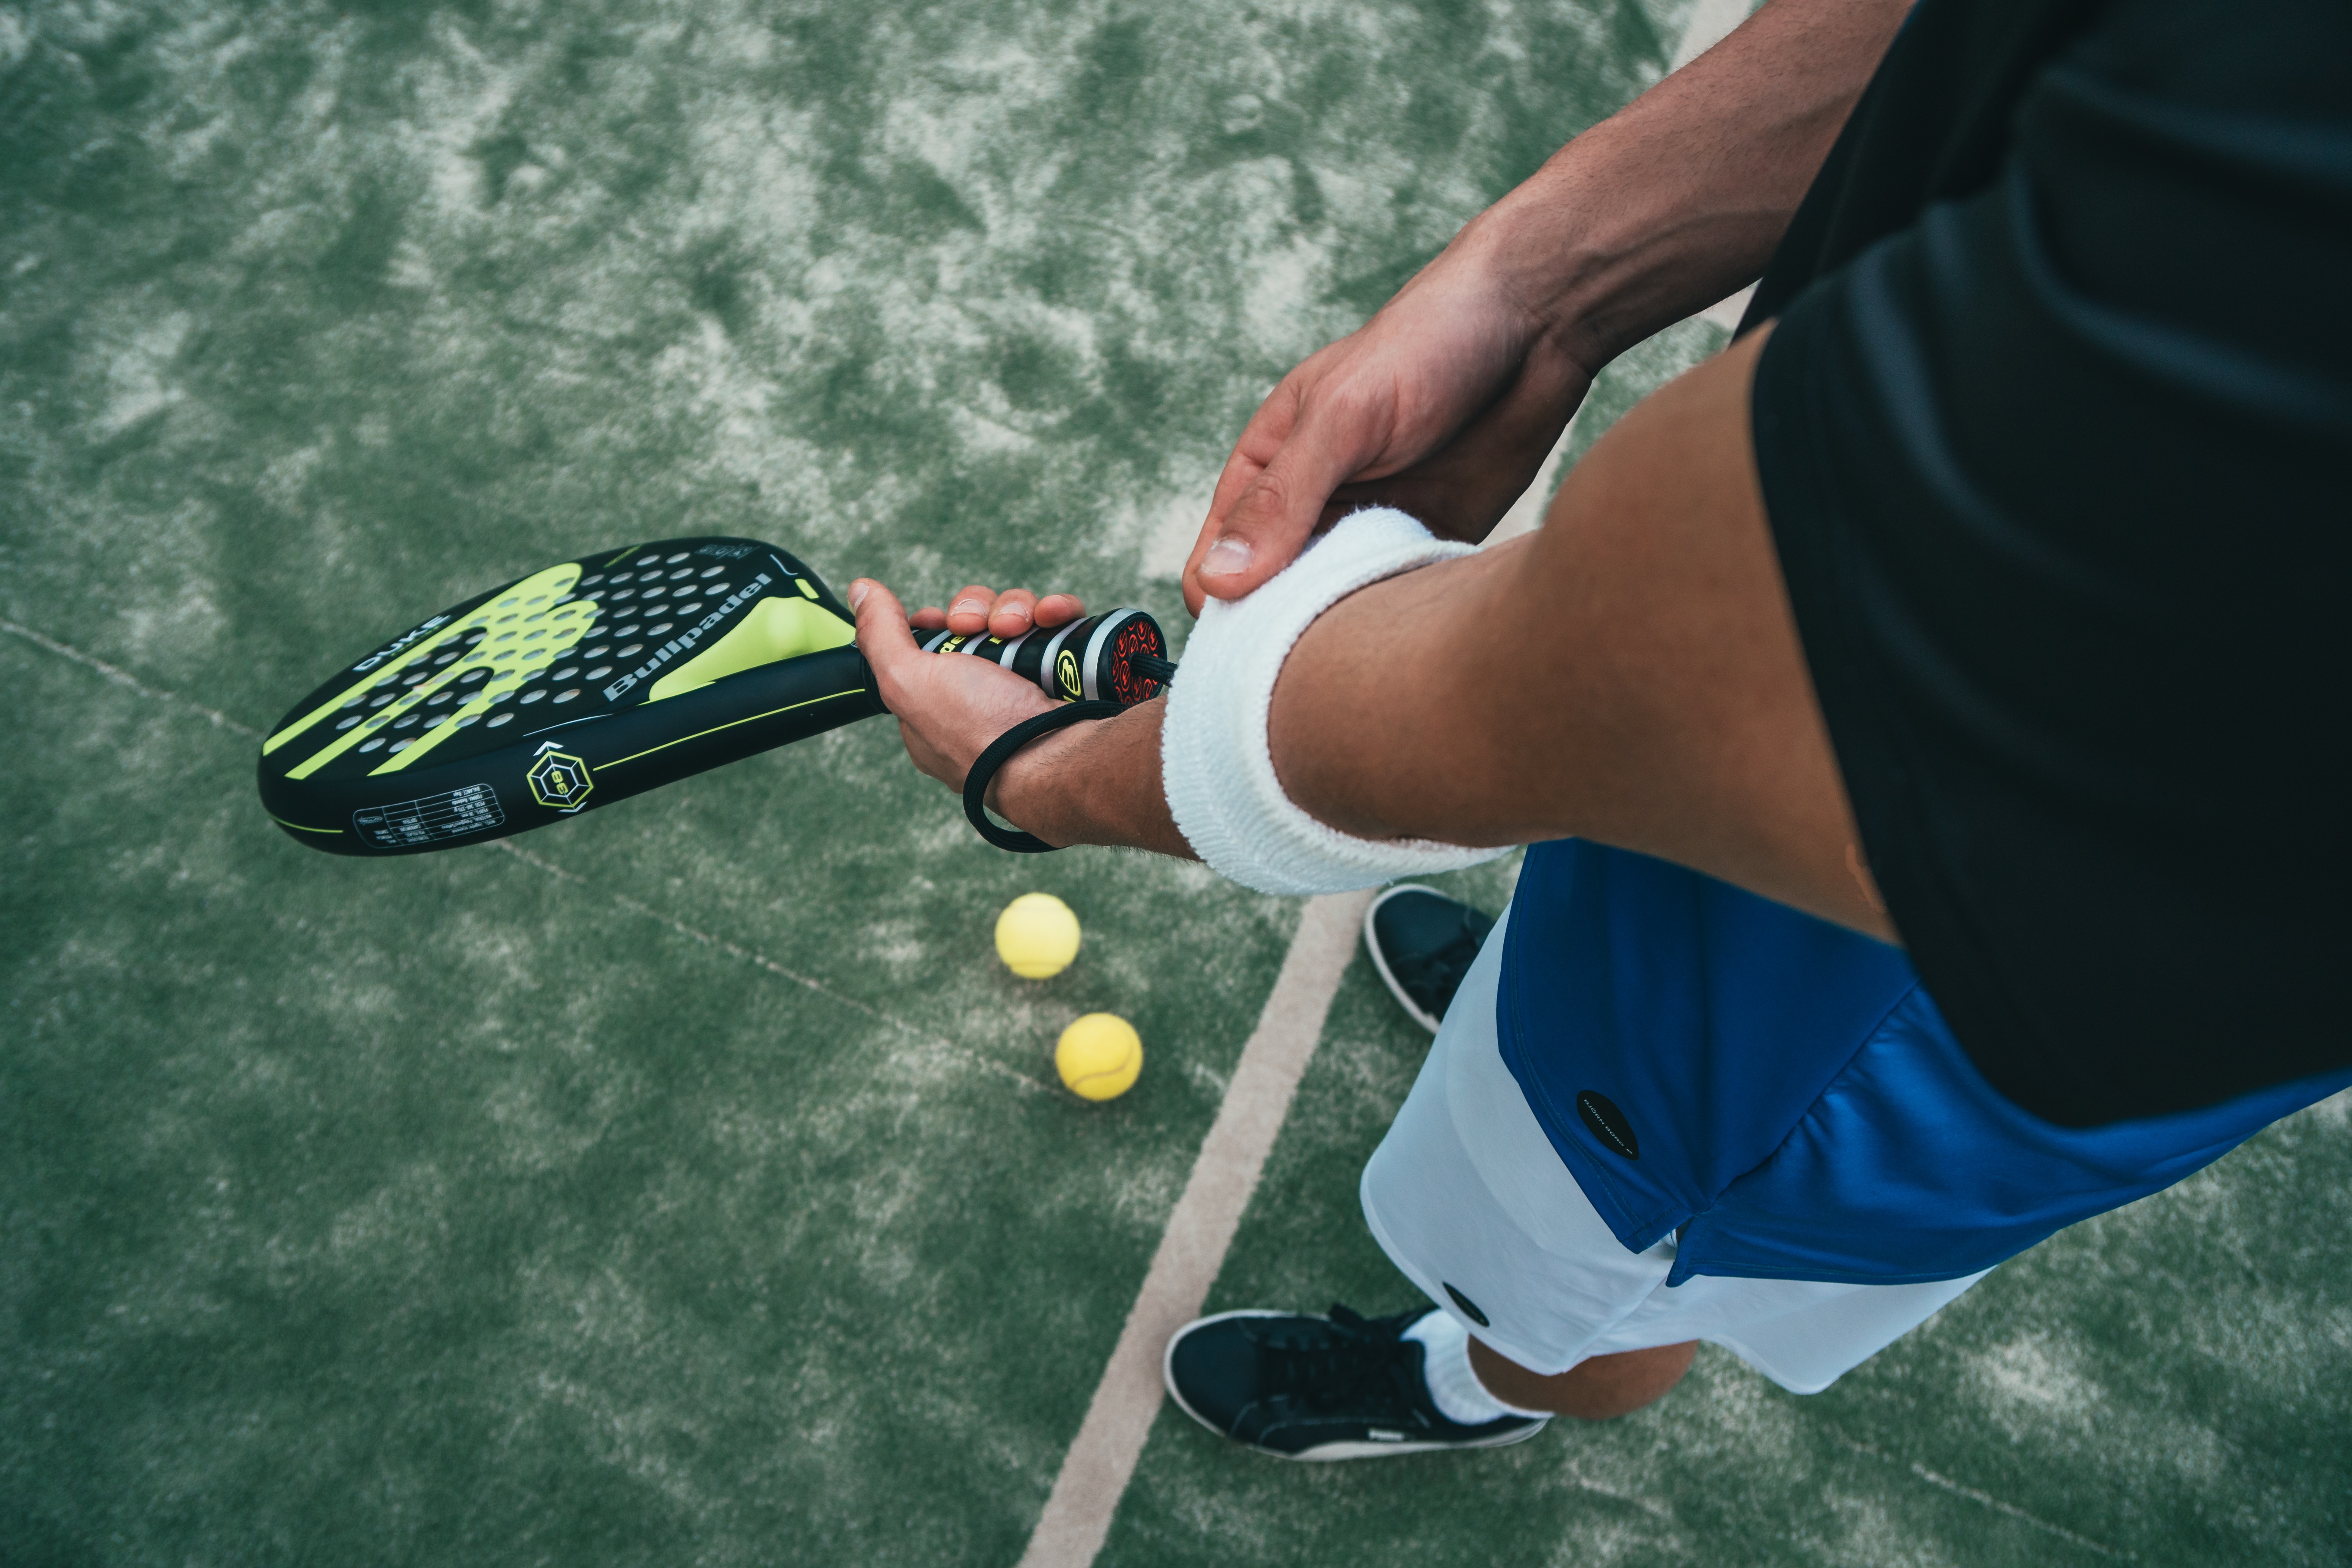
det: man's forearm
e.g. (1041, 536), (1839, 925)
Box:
(992, 700), (1195, 860)
(1468, 0), (1907, 370)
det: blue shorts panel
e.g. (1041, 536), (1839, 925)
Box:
(1499, 839), (2352, 1284)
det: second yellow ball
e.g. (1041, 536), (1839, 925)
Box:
(1056, 1013), (1143, 1101)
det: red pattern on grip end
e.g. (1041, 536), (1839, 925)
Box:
(1108, 616), (1166, 706)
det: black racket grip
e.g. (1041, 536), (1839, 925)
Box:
(911, 608), (1169, 706)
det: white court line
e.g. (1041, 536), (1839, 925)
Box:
(1016, 889), (1374, 1568)
(1, 617), (260, 737)
(1671, 0), (1757, 71)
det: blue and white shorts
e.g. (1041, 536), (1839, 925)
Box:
(1359, 905), (1989, 1394)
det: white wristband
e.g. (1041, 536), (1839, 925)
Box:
(1161, 507), (1512, 896)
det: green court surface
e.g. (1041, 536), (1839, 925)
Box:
(2, 3), (2346, 1564)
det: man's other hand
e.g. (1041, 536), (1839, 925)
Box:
(1177, 0), (1914, 617)
(1181, 248), (1592, 613)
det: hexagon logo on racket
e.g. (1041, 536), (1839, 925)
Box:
(525, 749), (595, 811)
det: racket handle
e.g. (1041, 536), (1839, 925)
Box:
(916, 608), (1170, 706)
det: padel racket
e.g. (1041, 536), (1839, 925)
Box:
(257, 536), (1169, 857)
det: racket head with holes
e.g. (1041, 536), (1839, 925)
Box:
(258, 537), (887, 857)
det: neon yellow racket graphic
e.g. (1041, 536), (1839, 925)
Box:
(258, 537), (1169, 857)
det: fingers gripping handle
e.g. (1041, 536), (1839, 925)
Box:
(859, 608), (1172, 855)
(904, 608), (1171, 706)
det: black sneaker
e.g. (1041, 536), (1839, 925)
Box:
(1364, 886), (1495, 1033)
(1163, 1304), (1547, 1460)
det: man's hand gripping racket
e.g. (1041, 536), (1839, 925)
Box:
(256, 537), (1172, 857)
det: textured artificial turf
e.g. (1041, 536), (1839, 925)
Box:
(4, 2), (2346, 1564)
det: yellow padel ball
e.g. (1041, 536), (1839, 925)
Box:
(1056, 1013), (1143, 1102)
(995, 892), (1081, 979)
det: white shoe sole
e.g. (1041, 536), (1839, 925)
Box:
(1161, 1308), (1549, 1461)
(1362, 884), (1448, 1034)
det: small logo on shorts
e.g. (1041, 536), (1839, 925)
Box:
(1576, 1090), (1639, 1160)
(1443, 1283), (1491, 1327)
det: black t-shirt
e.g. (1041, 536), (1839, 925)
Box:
(1747, 0), (2350, 1125)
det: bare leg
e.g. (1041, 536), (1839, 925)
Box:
(1469, 1336), (1697, 1420)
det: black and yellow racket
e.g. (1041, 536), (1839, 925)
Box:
(257, 536), (1169, 857)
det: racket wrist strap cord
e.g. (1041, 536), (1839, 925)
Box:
(963, 700), (1125, 852)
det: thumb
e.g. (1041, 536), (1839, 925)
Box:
(849, 579), (921, 699)
(1187, 414), (1372, 607)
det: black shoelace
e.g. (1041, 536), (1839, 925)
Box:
(1258, 1305), (1420, 1413)
(1391, 927), (1485, 1010)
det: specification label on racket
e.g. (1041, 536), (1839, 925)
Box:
(352, 784), (505, 848)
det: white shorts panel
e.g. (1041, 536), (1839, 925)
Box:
(1359, 902), (1990, 1394)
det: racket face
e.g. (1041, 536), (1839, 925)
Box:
(258, 537), (883, 856)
